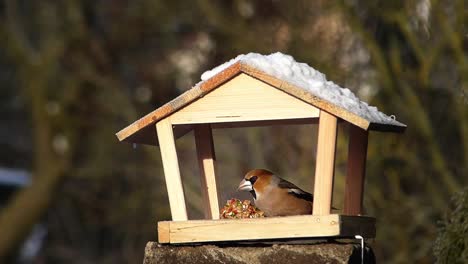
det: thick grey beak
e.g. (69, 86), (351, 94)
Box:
(237, 179), (253, 191)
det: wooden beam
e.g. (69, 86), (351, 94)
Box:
(210, 118), (319, 129)
(194, 124), (220, 220)
(344, 125), (368, 215)
(156, 118), (188, 221)
(157, 214), (376, 243)
(158, 221), (171, 243)
(313, 111), (338, 215)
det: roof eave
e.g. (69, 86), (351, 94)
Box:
(116, 61), (407, 145)
(368, 122), (407, 133)
(115, 62), (244, 143)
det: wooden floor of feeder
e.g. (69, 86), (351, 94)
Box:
(157, 214), (375, 244)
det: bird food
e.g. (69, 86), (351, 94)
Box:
(220, 199), (265, 219)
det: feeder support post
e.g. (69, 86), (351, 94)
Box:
(344, 125), (368, 215)
(156, 118), (188, 221)
(194, 124), (220, 219)
(313, 111), (338, 215)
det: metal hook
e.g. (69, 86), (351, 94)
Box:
(355, 235), (364, 264)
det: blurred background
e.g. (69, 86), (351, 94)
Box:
(0, 0), (466, 263)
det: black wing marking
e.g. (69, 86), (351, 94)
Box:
(288, 189), (314, 202)
(278, 178), (300, 189)
(278, 178), (314, 202)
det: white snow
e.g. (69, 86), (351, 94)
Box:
(200, 52), (404, 126)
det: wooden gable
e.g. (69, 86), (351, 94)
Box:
(169, 73), (320, 125)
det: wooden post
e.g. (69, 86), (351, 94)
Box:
(344, 125), (368, 215)
(313, 111), (338, 215)
(194, 124), (220, 220)
(156, 118), (188, 221)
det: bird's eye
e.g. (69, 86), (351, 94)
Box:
(249, 176), (258, 184)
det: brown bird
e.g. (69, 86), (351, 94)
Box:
(237, 169), (313, 217)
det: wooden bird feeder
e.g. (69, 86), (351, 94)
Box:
(116, 53), (406, 244)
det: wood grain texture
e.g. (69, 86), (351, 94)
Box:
(158, 221), (171, 243)
(157, 214), (375, 243)
(116, 61), (405, 146)
(313, 111), (338, 215)
(156, 119), (188, 221)
(169, 74), (320, 124)
(344, 125), (368, 215)
(194, 124), (220, 220)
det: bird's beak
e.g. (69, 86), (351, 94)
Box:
(237, 179), (252, 192)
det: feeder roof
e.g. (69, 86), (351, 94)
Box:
(117, 52), (406, 145)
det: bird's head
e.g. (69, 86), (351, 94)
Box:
(238, 169), (274, 199)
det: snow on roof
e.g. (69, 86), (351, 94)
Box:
(201, 52), (403, 126)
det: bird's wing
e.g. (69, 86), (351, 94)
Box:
(278, 178), (314, 202)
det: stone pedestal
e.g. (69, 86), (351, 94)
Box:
(143, 241), (375, 264)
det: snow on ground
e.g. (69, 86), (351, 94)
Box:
(200, 52), (404, 126)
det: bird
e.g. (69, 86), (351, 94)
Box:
(237, 169), (313, 217)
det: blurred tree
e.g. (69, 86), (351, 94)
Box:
(336, 0), (467, 262)
(0, 0), (73, 259)
(0, 0), (172, 262)
(434, 188), (468, 263)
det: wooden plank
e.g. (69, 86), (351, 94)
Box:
(157, 214), (375, 243)
(169, 73), (320, 124)
(156, 118), (188, 221)
(164, 215), (340, 243)
(344, 125), (368, 215)
(210, 118), (319, 129)
(313, 111), (338, 215)
(368, 122), (406, 133)
(340, 215), (376, 238)
(194, 124), (220, 220)
(158, 221), (171, 243)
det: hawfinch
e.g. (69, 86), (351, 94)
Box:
(237, 169), (313, 217)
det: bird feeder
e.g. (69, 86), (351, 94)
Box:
(116, 53), (406, 244)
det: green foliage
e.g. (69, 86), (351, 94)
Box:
(434, 188), (468, 264)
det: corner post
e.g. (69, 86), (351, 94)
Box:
(313, 111), (338, 215)
(194, 124), (220, 219)
(344, 125), (368, 215)
(156, 118), (188, 221)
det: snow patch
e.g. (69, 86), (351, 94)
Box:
(200, 52), (403, 126)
